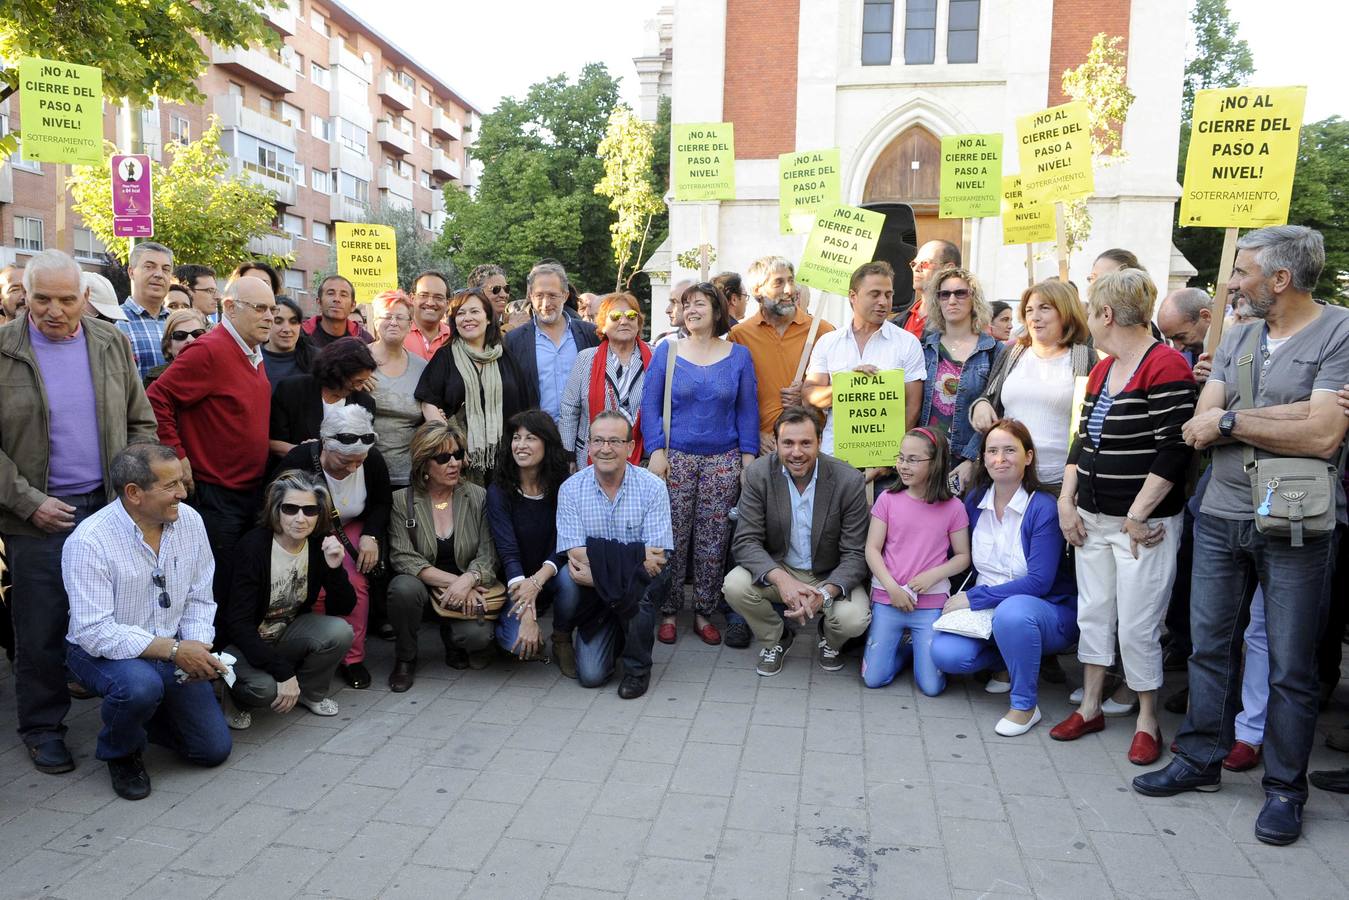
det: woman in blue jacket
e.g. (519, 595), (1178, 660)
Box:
(930, 419), (1077, 737)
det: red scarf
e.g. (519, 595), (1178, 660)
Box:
(587, 339), (651, 465)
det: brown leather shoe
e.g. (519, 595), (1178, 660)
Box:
(388, 659), (416, 693)
(552, 632), (577, 680)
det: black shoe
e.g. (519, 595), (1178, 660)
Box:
(1132, 757), (1221, 797)
(338, 662), (371, 689)
(67, 680), (97, 700)
(388, 659), (416, 693)
(618, 672), (649, 700)
(1040, 655), (1067, 684)
(1164, 687), (1189, 715)
(1310, 767), (1349, 794)
(376, 622), (396, 641)
(724, 621), (752, 649)
(29, 738), (75, 775)
(467, 646), (495, 670)
(444, 646), (470, 670)
(108, 752), (151, 801)
(1254, 794), (1303, 845)
(1162, 645), (1190, 672)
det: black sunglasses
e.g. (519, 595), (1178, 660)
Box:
(333, 432), (377, 445)
(280, 503), (320, 517)
(152, 568), (170, 609)
(487, 285), (509, 296)
(432, 448), (467, 464)
(170, 328), (207, 341)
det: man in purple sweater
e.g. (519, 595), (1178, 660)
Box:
(0, 249), (156, 776)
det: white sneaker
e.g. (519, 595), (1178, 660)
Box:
(817, 638), (844, 672)
(1102, 697), (1137, 717)
(1070, 686), (1084, 704)
(995, 707), (1042, 737)
(985, 676), (1012, 694)
(298, 696), (340, 717)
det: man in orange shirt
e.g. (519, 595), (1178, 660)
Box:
(404, 270), (452, 360)
(728, 256), (835, 455)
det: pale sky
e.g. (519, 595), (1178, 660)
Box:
(343, 0), (1346, 122)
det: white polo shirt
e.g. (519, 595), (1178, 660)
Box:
(807, 319), (925, 454)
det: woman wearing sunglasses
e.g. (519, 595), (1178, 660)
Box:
(386, 421), (501, 690)
(275, 406), (392, 690)
(215, 471), (355, 729)
(558, 292), (651, 469)
(142, 308), (210, 388)
(918, 268), (1005, 493)
(270, 337), (378, 458)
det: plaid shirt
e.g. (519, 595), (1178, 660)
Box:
(556, 463), (673, 553)
(116, 297), (169, 379)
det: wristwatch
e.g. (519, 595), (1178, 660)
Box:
(816, 586), (834, 610)
(1218, 410), (1237, 438)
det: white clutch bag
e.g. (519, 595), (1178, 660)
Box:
(932, 608), (995, 640)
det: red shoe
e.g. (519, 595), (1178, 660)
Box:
(1128, 729), (1164, 766)
(1050, 711), (1105, 742)
(696, 622), (722, 645)
(1170, 740), (1180, 755)
(657, 623), (677, 644)
(1223, 740), (1262, 772)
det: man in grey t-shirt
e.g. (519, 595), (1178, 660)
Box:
(1132, 226), (1349, 848)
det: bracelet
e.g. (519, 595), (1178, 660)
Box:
(1124, 512), (1146, 523)
(169, 640), (181, 664)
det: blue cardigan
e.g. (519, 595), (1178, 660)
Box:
(964, 487), (1076, 609)
(639, 341), (759, 456)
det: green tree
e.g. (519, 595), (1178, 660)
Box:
(1287, 117), (1349, 303)
(1060, 32), (1135, 255)
(1173, 0), (1255, 288)
(319, 203), (460, 292)
(436, 64), (621, 293)
(596, 106), (663, 292)
(69, 121), (289, 273)
(0, 0), (281, 157)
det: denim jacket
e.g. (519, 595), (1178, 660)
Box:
(919, 331), (1004, 462)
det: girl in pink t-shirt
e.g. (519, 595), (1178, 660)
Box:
(862, 428), (971, 694)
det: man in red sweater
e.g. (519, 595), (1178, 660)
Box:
(146, 276), (273, 598)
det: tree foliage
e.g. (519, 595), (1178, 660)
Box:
(1287, 117), (1349, 302)
(69, 121), (288, 273)
(436, 64), (621, 294)
(595, 106), (663, 292)
(320, 203), (460, 293)
(1060, 33), (1135, 255)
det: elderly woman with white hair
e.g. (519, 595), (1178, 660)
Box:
(1051, 268), (1198, 765)
(276, 405), (392, 689)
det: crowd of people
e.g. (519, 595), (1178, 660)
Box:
(1, 225), (1348, 850)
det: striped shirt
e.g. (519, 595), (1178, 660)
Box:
(116, 297), (169, 379)
(62, 499), (216, 660)
(1068, 343), (1198, 518)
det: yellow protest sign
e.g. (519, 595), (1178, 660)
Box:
(672, 123), (736, 201)
(336, 223), (398, 303)
(1068, 375), (1089, 447)
(17, 57), (104, 166)
(939, 134), (1003, 218)
(832, 370), (907, 468)
(1179, 86), (1306, 228)
(797, 205), (886, 296)
(1001, 175), (1056, 245)
(779, 148), (841, 234)
(1016, 101), (1094, 204)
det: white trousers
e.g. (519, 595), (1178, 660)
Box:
(1074, 508), (1183, 692)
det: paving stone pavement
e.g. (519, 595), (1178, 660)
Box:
(4, 621), (1349, 899)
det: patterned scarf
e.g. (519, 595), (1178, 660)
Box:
(451, 338), (504, 474)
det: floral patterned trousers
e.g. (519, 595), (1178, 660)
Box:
(663, 448), (741, 616)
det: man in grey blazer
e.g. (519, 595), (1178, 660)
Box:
(723, 406), (871, 676)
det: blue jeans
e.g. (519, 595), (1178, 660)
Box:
(1177, 514), (1335, 802)
(496, 572), (580, 656)
(66, 643), (232, 765)
(550, 568), (657, 687)
(1234, 588), (1268, 746)
(862, 603), (944, 695)
(930, 594), (1079, 711)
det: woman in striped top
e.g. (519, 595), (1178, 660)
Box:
(1051, 269), (1198, 765)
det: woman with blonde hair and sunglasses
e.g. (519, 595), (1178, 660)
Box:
(558, 292), (652, 469)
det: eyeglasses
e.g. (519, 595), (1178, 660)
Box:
(431, 448), (467, 464)
(909, 260), (935, 271)
(170, 328), (207, 341)
(936, 289), (971, 301)
(280, 502), (321, 517)
(333, 432), (376, 446)
(531, 292), (565, 303)
(607, 310), (639, 322)
(487, 285), (510, 296)
(414, 291), (448, 303)
(151, 567), (171, 609)
(589, 436), (632, 447)
(897, 455), (933, 466)
(234, 299), (277, 315)
(191, 286), (218, 295)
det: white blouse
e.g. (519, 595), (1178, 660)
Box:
(999, 349), (1074, 484)
(971, 487), (1030, 588)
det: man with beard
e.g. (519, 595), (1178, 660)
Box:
(1135, 226), (1349, 847)
(303, 275), (374, 348)
(505, 261), (598, 420)
(117, 242), (176, 379)
(729, 256), (834, 455)
(405, 270), (453, 360)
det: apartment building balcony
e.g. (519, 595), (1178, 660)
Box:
(263, 0), (297, 35)
(377, 166), (415, 199)
(0, 161), (13, 205)
(330, 194), (369, 223)
(329, 37), (373, 83)
(328, 88), (374, 134)
(227, 157), (297, 206)
(378, 72), (414, 111)
(213, 96), (297, 151)
(431, 148), (460, 180)
(211, 43), (297, 94)
(330, 143), (374, 182)
(380, 189), (413, 212)
(248, 232), (295, 258)
(431, 108), (461, 141)
(430, 188), (445, 213)
(376, 121), (413, 156)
